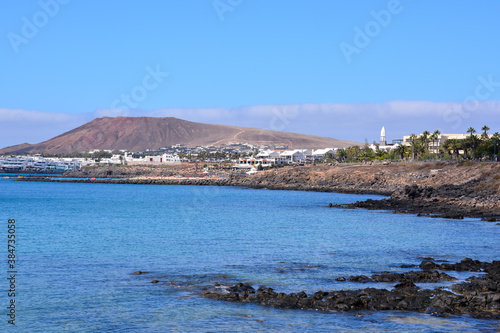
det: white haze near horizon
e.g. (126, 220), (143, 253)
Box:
(1, 101), (499, 148)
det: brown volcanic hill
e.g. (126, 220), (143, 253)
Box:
(0, 117), (360, 154)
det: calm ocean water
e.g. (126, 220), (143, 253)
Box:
(1, 179), (499, 332)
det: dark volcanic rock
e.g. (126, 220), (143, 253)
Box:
(197, 259), (500, 318)
(344, 270), (456, 284)
(133, 270), (148, 275)
(420, 260), (438, 270)
(372, 270), (456, 283)
(330, 170), (500, 220)
(423, 258), (492, 272)
(203, 283), (437, 313)
(394, 281), (419, 289)
(348, 275), (372, 283)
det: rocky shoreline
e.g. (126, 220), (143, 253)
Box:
(198, 259), (500, 319)
(332, 181), (500, 220)
(15, 161), (500, 220)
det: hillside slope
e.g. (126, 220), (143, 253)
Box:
(0, 117), (359, 154)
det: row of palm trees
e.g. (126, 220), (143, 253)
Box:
(406, 125), (499, 160)
(336, 125), (499, 163)
(441, 126), (500, 160)
(406, 129), (442, 160)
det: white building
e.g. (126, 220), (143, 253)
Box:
(279, 150), (306, 163)
(370, 127), (400, 151)
(126, 153), (181, 165)
(0, 156), (32, 170)
(234, 157), (279, 168)
(403, 133), (469, 154)
(0, 156), (82, 171)
(256, 150), (280, 159)
(312, 148), (337, 161)
(251, 148), (339, 164)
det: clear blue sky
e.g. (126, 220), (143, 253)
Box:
(1, 0), (500, 146)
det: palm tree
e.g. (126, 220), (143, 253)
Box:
(450, 139), (461, 159)
(421, 131), (430, 153)
(442, 139), (452, 157)
(430, 130), (441, 156)
(409, 134), (417, 160)
(467, 127), (476, 159)
(336, 148), (347, 162)
(460, 139), (469, 158)
(395, 144), (407, 160)
(481, 125), (490, 140)
(492, 132), (500, 162)
(346, 146), (361, 162)
(443, 139), (463, 159)
(428, 133), (436, 155)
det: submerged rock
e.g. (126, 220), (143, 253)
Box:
(344, 270), (457, 284)
(420, 260), (438, 270)
(394, 281), (419, 289)
(197, 259), (500, 318)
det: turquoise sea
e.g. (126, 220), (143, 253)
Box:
(1, 178), (499, 332)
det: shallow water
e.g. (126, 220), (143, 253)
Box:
(1, 180), (499, 332)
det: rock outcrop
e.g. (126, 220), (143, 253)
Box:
(199, 259), (500, 319)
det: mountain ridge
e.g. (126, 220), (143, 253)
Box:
(0, 116), (360, 154)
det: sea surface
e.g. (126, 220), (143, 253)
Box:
(1, 178), (499, 332)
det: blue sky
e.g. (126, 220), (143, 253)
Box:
(1, 0), (500, 147)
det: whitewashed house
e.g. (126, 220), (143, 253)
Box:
(294, 149), (313, 163)
(0, 156), (82, 171)
(1, 156), (32, 170)
(312, 148), (336, 161)
(257, 150), (280, 159)
(235, 157), (278, 168)
(279, 150), (305, 163)
(127, 153), (181, 165)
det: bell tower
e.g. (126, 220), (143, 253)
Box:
(380, 126), (386, 146)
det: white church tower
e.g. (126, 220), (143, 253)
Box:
(380, 126), (386, 146)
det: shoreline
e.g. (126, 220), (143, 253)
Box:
(13, 161), (500, 220)
(15, 176), (391, 196)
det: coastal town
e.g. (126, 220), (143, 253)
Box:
(3, 1), (500, 331)
(1, 126), (498, 173)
